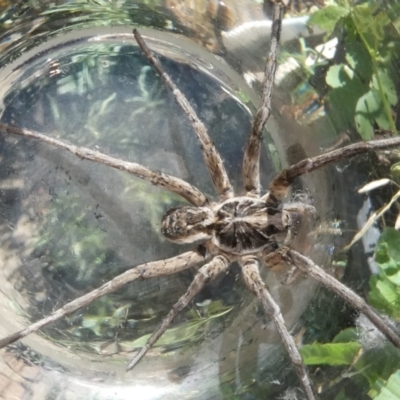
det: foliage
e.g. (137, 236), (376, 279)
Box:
(308, 1), (400, 139)
(32, 44), (173, 291)
(372, 370), (400, 400)
(54, 299), (233, 357)
(123, 301), (233, 351)
(298, 227), (400, 399)
(300, 341), (361, 366)
(369, 229), (400, 319)
(296, 10), (400, 395)
(35, 192), (110, 287)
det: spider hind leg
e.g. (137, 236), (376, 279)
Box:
(0, 250), (207, 350)
(281, 248), (400, 348)
(241, 255), (317, 400)
(127, 254), (230, 370)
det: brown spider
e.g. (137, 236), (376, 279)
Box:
(1, 1), (400, 399)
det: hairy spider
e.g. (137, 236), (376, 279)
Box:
(1, 1), (400, 399)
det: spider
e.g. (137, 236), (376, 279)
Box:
(1, 1), (400, 399)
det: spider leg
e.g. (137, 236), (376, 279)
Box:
(133, 29), (234, 200)
(0, 123), (207, 206)
(0, 248), (208, 350)
(240, 255), (316, 400)
(127, 254), (230, 370)
(281, 248), (400, 348)
(242, 0), (284, 196)
(263, 136), (400, 208)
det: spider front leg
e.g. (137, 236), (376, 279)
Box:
(0, 248), (208, 350)
(127, 254), (230, 370)
(133, 29), (234, 201)
(241, 255), (316, 400)
(263, 136), (400, 208)
(242, 0), (284, 197)
(0, 123), (207, 206)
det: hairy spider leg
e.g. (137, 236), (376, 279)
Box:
(127, 254), (230, 370)
(0, 123), (207, 207)
(241, 255), (316, 400)
(242, 0), (284, 197)
(0, 249), (208, 349)
(263, 136), (400, 208)
(133, 29), (234, 201)
(282, 248), (400, 348)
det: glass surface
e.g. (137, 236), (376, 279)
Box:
(0, 1), (399, 400)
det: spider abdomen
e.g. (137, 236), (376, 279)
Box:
(212, 197), (287, 255)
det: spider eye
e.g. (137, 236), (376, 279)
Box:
(161, 206), (213, 243)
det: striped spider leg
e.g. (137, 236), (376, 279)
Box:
(1, 1), (400, 399)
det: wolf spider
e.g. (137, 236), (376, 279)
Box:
(1, 1), (400, 399)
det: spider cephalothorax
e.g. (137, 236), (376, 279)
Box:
(1, 2), (400, 400)
(212, 197), (288, 254)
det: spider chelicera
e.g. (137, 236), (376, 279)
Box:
(1, 1), (400, 399)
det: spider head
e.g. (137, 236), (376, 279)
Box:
(161, 206), (214, 243)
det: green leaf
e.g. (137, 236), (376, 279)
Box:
(128, 319), (204, 348)
(369, 276), (399, 318)
(326, 64), (347, 88)
(333, 328), (358, 343)
(372, 71), (398, 106)
(344, 36), (373, 82)
(387, 271), (400, 286)
(356, 343), (400, 391)
(375, 108), (393, 131)
(356, 89), (382, 114)
(374, 370), (400, 400)
(376, 279), (399, 306)
(300, 342), (362, 366)
(369, 229), (400, 317)
(351, 3), (390, 51)
(355, 112), (373, 140)
(378, 229), (400, 261)
(308, 5), (350, 36)
(123, 305), (232, 349)
(327, 69), (366, 132)
(354, 89), (384, 140)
